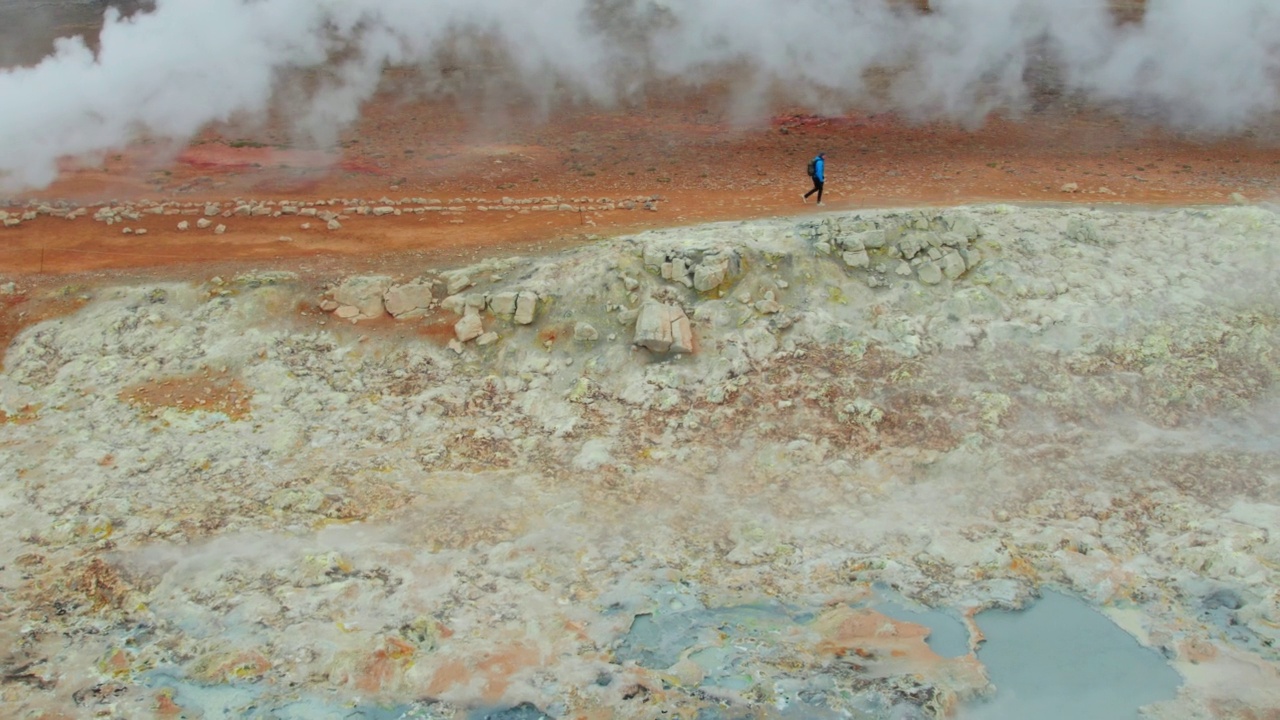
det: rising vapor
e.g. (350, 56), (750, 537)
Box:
(0, 0), (1277, 191)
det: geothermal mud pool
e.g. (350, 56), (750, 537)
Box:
(2, 204), (1280, 718)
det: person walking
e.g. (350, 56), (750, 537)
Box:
(803, 152), (825, 205)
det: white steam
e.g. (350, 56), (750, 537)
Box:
(0, 0), (1278, 191)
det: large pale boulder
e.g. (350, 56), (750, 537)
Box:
(488, 292), (518, 316)
(455, 311), (484, 342)
(383, 282), (433, 318)
(514, 292), (538, 325)
(332, 276), (393, 319)
(634, 300), (692, 353)
(634, 300), (673, 352)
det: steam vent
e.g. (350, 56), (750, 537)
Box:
(2, 1), (1279, 719)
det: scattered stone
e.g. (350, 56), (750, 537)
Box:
(334, 305), (360, 319)
(372, 206), (395, 216)
(177, 221), (189, 231)
(574, 322), (599, 342)
(135, 228), (147, 236)
(196, 218), (212, 229)
(476, 331), (499, 346)
(1060, 182), (1079, 193)
(122, 227), (133, 234)
(214, 224), (227, 235)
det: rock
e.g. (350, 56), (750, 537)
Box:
(917, 259), (944, 285)
(334, 305), (360, 319)
(372, 206), (395, 216)
(488, 292), (518, 316)
(383, 282), (434, 318)
(842, 249), (870, 268)
(204, 204), (221, 216)
(122, 227), (133, 234)
(574, 322), (599, 342)
(941, 249), (967, 279)
(514, 293), (537, 325)
(671, 257), (693, 288)
(755, 298), (782, 314)
(1060, 182), (1079, 193)
(319, 299), (339, 312)
(1231, 192), (1248, 205)
(445, 273), (472, 296)
(332, 276), (392, 318)
(135, 228), (147, 236)
(327, 219), (342, 231)
(634, 300), (673, 352)
(476, 331), (499, 346)
(895, 261), (914, 276)
(670, 308), (694, 354)
(454, 311), (484, 342)
(177, 221), (189, 231)
(643, 246), (666, 270)
(214, 224), (227, 235)
(634, 300), (691, 353)
(0, 282), (16, 295)
(693, 259), (728, 292)
(441, 294), (478, 316)
(196, 218), (212, 229)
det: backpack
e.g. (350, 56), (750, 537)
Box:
(806, 158), (817, 178)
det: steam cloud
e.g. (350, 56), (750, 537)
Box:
(0, 0), (1278, 191)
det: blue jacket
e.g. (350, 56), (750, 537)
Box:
(813, 156), (824, 182)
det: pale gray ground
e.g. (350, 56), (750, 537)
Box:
(1, 204), (1279, 718)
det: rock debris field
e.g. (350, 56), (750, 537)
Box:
(2, 204), (1280, 718)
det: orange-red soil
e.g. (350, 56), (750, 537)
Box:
(1, 89), (1278, 348)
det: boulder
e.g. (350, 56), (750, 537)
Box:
(693, 259), (728, 292)
(444, 272), (472, 295)
(454, 311), (484, 342)
(514, 292), (537, 325)
(941, 249), (967, 279)
(842, 249), (870, 268)
(634, 300), (692, 353)
(383, 282), (433, 318)
(488, 292), (518, 316)
(917, 259), (944, 285)
(332, 276), (392, 318)
(634, 300), (673, 352)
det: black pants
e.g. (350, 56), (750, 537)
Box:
(805, 178), (824, 203)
